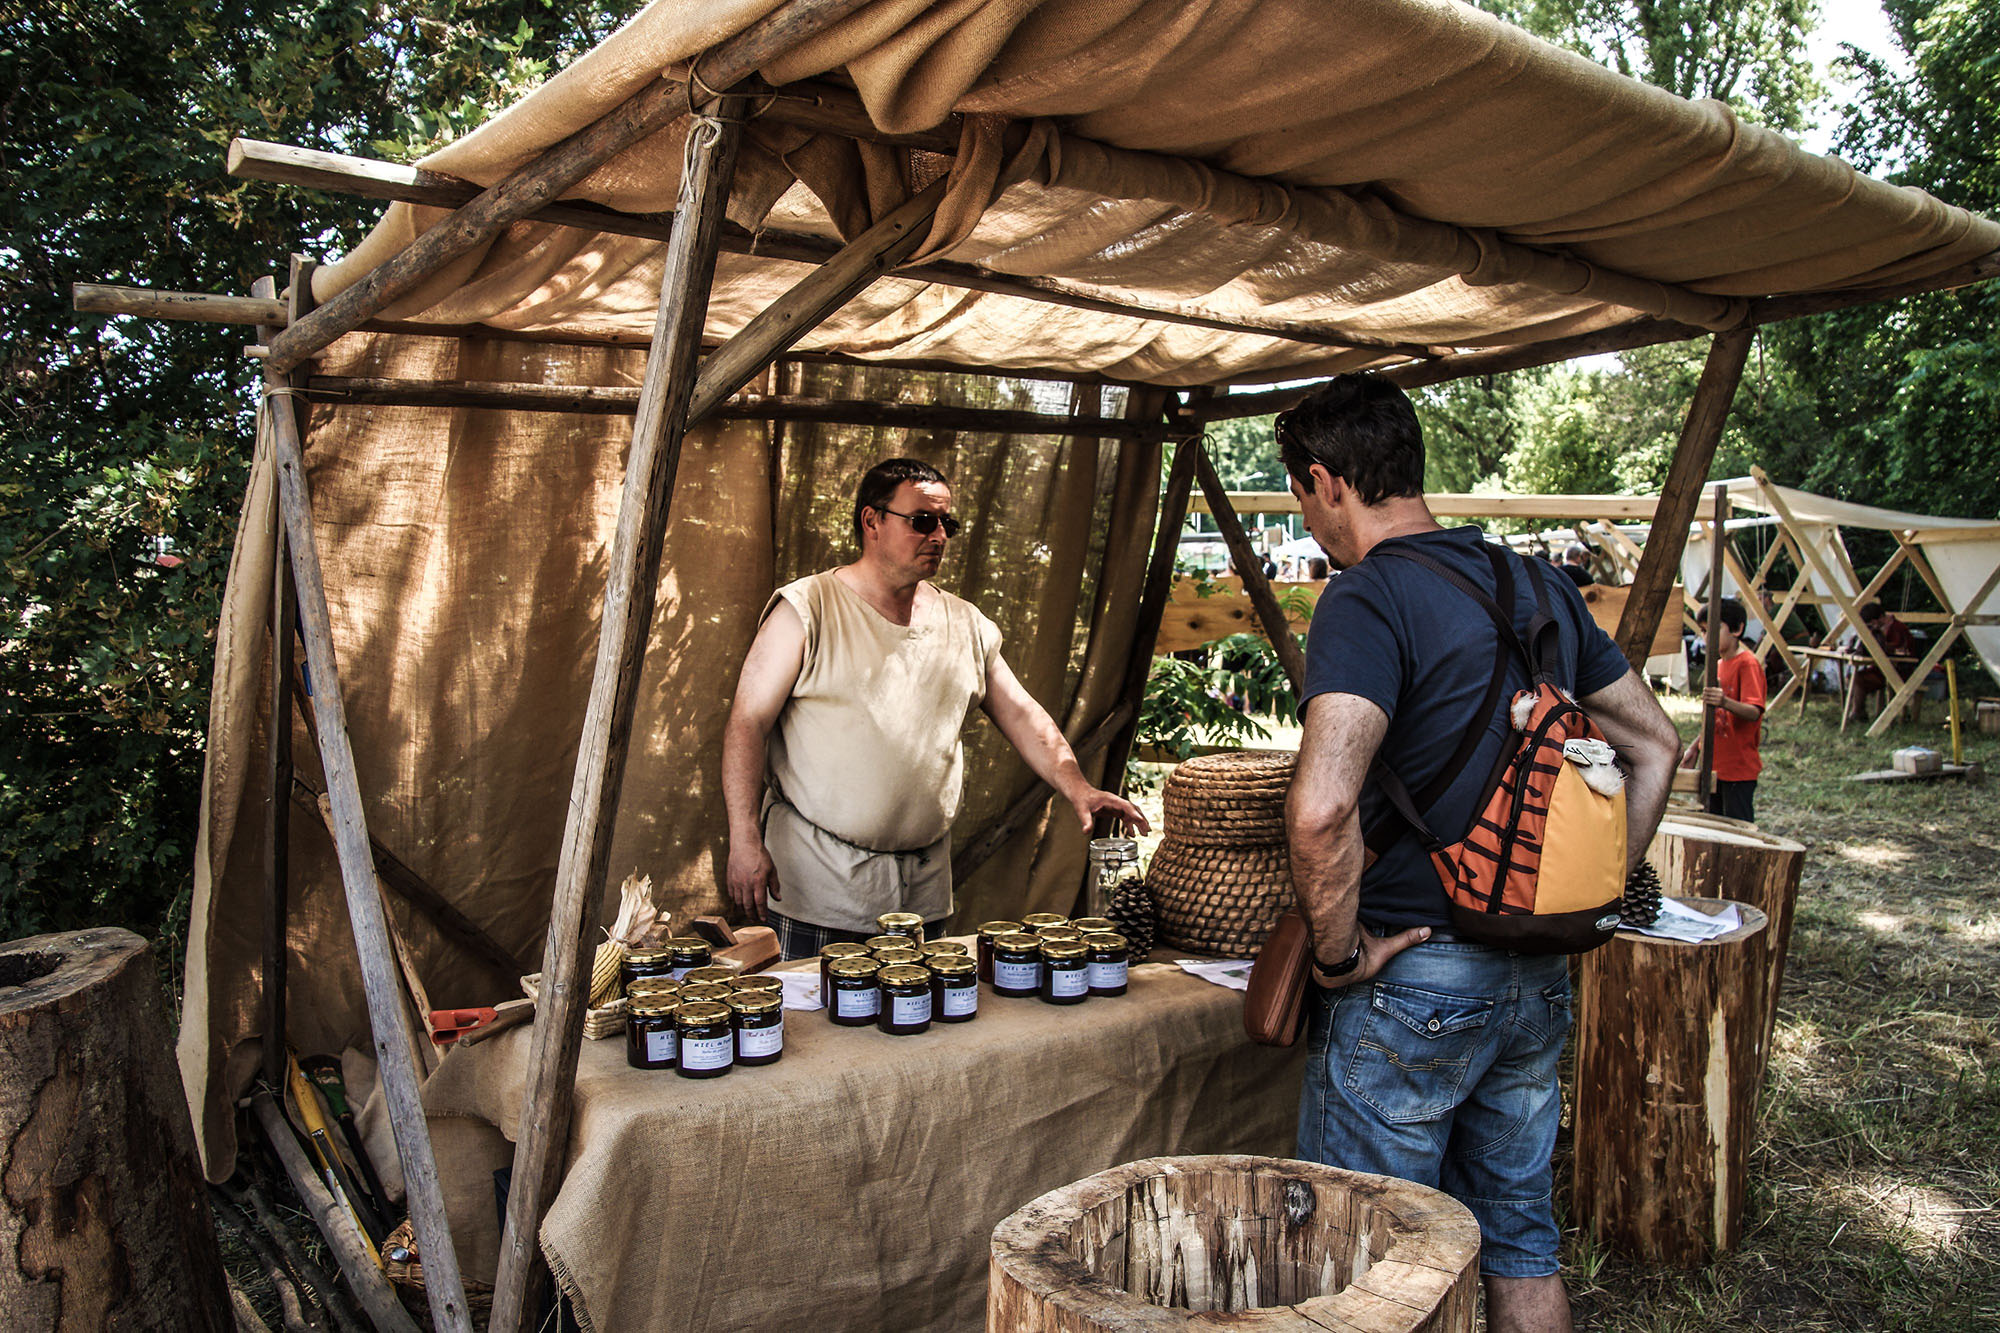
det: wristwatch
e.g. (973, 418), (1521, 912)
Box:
(1312, 941), (1363, 980)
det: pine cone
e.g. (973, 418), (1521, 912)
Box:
(1620, 859), (1664, 929)
(1107, 880), (1157, 958)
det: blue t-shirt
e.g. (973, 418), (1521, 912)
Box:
(1299, 526), (1630, 929)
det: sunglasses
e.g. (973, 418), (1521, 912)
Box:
(875, 504), (961, 539)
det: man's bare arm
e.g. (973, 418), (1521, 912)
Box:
(1580, 668), (1681, 870)
(981, 653), (1150, 835)
(721, 602), (806, 921)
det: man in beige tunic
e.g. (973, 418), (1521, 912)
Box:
(724, 458), (1148, 958)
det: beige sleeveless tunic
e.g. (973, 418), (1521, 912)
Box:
(760, 570), (1002, 931)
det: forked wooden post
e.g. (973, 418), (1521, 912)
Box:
(1192, 439), (1307, 696)
(487, 103), (747, 1333)
(1614, 329), (1754, 668)
(256, 287), (473, 1330)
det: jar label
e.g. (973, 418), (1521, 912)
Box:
(644, 1028), (677, 1063)
(738, 1021), (784, 1058)
(890, 992), (932, 1026)
(681, 1033), (733, 1070)
(835, 987), (880, 1019)
(994, 959), (1042, 990)
(1049, 966), (1089, 998)
(941, 983), (978, 1017)
(1088, 960), (1128, 990)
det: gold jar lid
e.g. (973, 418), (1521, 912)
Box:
(919, 940), (969, 957)
(876, 911), (924, 932)
(625, 977), (681, 997)
(681, 965), (735, 985)
(1034, 926), (1082, 944)
(726, 991), (781, 1016)
(827, 956), (881, 979)
(1070, 917), (1117, 935)
(674, 1000), (732, 1027)
(976, 920), (1024, 939)
(872, 947), (923, 967)
(862, 935), (906, 953)
(664, 935), (712, 957)
(729, 974), (784, 993)
(624, 946), (673, 964)
(628, 993), (680, 1017)
(926, 953), (975, 979)
(1021, 913), (1070, 930)
(1041, 939), (1088, 961)
(677, 982), (734, 1003)
(1082, 932), (1130, 951)
(993, 932), (1043, 952)
(819, 942), (871, 960)
(876, 963), (931, 987)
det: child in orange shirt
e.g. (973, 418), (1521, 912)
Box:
(1697, 597), (1767, 821)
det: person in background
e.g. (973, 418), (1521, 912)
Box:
(1558, 542), (1595, 587)
(1694, 597), (1767, 822)
(1846, 600), (1919, 721)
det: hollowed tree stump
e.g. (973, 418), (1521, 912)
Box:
(1, 928), (229, 1329)
(988, 1155), (1478, 1331)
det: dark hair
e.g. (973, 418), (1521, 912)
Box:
(1859, 600), (1884, 622)
(1698, 597), (1748, 634)
(1309, 557), (1330, 580)
(1275, 374), (1425, 505)
(854, 458), (948, 546)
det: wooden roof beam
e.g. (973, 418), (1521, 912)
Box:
(1188, 490), (1663, 520)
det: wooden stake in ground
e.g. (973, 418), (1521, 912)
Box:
(0, 928), (231, 1330)
(1699, 483), (1727, 808)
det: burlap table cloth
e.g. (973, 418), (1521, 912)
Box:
(421, 952), (1303, 1331)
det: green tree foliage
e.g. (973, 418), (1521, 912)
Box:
(0, 0), (640, 947)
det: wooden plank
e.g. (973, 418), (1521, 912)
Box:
(487, 102), (746, 1333)
(74, 282), (288, 326)
(1614, 330), (1753, 668)
(1153, 576), (1318, 654)
(1577, 582), (1682, 660)
(1189, 489), (1663, 520)
(1192, 446), (1306, 693)
(250, 1092), (420, 1333)
(257, 317), (472, 1332)
(1849, 763), (1981, 784)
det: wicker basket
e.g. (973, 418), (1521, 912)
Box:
(1149, 750), (1294, 957)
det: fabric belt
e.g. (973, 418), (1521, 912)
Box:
(763, 786), (934, 859)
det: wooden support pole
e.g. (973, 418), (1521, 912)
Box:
(1752, 469), (1909, 695)
(256, 289), (473, 1332)
(487, 103), (746, 1333)
(1613, 330), (1753, 668)
(1698, 486), (1726, 808)
(684, 178), (947, 423)
(73, 282), (289, 326)
(1865, 559), (2000, 738)
(1191, 442), (1306, 696)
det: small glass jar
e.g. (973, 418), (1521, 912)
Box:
(728, 973), (784, 996)
(1070, 917), (1118, 937)
(1040, 939), (1090, 1005)
(872, 947), (923, 968)
(728, 992), (784, 1066)
(681, 965), (735, 987)
(819, 942), (872, 1002)
(928, 954), (978, 1023)
(1086, 836), (1141, 917)
(625, 995), (680, 1070)
(1082, 932), (1130, 996)
(676, 982), (735, 1005)
(826, 956), (881, 1026)
(674, 1001), (735, 1079)
(876, 964), (934, 1035)
(862, 935), (907, 955)
(991, 933), (1045, 998)
(1033, 925), (1083, 946)
(621, 946), (674, 995)
(918, 939), (969, 962)
(975, 921), (1024, 982)
(875, 912), (926, 945)
(665, 936), (713, 980)
(1020, 913), (1070, 934)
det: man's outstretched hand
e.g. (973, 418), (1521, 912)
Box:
(1068, 786), (1151, 838)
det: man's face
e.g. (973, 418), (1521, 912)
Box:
(865, 479), (953, 580)
(1290, 467), (1354, 568)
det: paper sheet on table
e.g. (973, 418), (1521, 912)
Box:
(1624, 897), (1741, 943)
(1174, 959), (1255, 991)
(777, 971), (825, 1011)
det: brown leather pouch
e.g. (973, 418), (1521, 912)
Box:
(1244, 908), (1315, 1046)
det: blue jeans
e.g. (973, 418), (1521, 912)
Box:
(1296, 936), (1573, 1278)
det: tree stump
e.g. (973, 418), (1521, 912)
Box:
(1572, 898), (1771, 1266)
(988, 1154), (1478, 1331)
(1, 928), (230, 1329)
(1651, 815), (1806, 1059)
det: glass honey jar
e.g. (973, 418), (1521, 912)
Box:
(876, 964), (934, 1035)
(1082, 932), (1130, 996)
(826, 956), (881, 1026)
(975, 921), (1024, 981)
(875, 912), (926, 945)
(728, 992), (784, 1066)
(991, 933), (1044, 998)
(1040, 939), (1090, 1005)
(673, 1001), (735, 1079)
(625, 993), (680, 1070)
(927, 953), (978, 1023)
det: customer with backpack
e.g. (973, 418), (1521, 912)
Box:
(1277, 375), (1681, 1333)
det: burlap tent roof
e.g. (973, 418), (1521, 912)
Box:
(315, 0), (2000, 386)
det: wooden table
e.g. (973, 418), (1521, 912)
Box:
(418, 950), (1303, 1332)
(1789, 645), (1924, 731)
